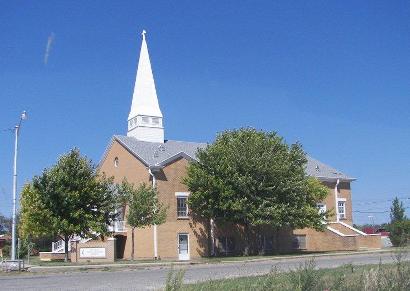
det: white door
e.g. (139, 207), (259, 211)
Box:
(178, 234), (189, 261)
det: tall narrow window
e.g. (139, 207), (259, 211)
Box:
(177, 197), (188, 218)
(338, 201), (346, 219)
(293, 235), (306, 250)
(114, 157), (119, 168)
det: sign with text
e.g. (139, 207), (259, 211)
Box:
(79, 247), (106, 258)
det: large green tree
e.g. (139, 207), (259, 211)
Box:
(184, 128), (328, 254)
(19, 149), (117, 261)
(390, 197), (406, 223)
(118, 181), (167, 260)
(389, 197), (409, 247)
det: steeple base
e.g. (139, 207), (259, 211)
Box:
(127, 126), (164, 143)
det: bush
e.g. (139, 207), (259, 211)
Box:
(389, 220), (410, 247)
(165, 267), (186, 291)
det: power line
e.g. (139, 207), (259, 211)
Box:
(353, 206), (410, 214)
(354, 196), (410, 206)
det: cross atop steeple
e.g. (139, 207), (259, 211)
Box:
(127, 30), (164, 143)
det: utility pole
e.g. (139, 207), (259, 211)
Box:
(11, 110), (27, 260)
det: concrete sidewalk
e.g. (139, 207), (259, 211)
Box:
(28, 248), (394, 273)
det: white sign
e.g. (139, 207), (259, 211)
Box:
(79, 247), (106, 258)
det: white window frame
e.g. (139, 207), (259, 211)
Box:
(293, 235), (307, 250)
(175, 192), (189, 218)
(316, 203), (326, 214)
(337, 198), (346, 220)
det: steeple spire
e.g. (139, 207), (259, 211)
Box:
(127, 30), (164, 143)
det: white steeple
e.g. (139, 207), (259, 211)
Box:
(127, 30), (164, 143)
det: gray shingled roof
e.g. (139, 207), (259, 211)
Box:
(110, 135), (354, 181)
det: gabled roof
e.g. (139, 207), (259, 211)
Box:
(103, 135), (355, 181)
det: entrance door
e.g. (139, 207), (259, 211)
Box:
(178, 234), (189, 261)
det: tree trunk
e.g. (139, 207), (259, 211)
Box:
(131, 227), (135, 261)
(64, 234), (69, 262)
(210, 218), (215, 257)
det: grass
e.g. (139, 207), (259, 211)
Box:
(166, 250), (410, 291)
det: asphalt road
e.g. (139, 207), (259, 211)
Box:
(1, 251), (407, 291)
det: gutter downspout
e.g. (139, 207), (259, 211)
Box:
(149, 167), (158, 259)
(335, 178), (340, 223)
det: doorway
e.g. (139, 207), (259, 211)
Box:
(178, 233), (189, 260)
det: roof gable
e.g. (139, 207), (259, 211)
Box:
(108, 135), (354, 181)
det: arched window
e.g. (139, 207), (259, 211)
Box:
(114, 157), (119, 168)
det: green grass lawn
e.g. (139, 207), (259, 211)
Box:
(24, 249), (387, 267)
(167, 253), (410, 291)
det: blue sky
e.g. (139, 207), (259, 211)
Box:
(1, 1), (409, 224)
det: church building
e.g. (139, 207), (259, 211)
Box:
(69, 31), (381, 262)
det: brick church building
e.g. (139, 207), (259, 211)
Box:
(66, 31), (381, 262)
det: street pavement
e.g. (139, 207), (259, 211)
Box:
(0, 251), (408, 291)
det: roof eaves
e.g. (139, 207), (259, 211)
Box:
(98, 137), (116, 169)
(315, 176), (356, 182)
(113, 136), (151, 167)
(157, 151), (197, 167)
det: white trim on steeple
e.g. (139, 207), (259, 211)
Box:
(127, 30), (164, 143)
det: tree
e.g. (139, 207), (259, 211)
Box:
(0, 214), (12, 234)
(184, 128), (329, 255)
(390, 197), (406, 223)
(19, 148), (117, 261)
(118, 181), (167, 260)
(389, 197), (409, 247)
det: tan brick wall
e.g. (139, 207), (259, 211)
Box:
(100, 143), (208, 260)
(100, 140), (360, 259)
(70, 238), (116, 263)
(39, 252), (66, 261)
(99, 140), (150, 185)
(327, 223), (359, 235)
(293, 228), (358, 251)
(357, 234), (382, 249)
(156, 158), (208, 259)
(322, 181), (353, 225)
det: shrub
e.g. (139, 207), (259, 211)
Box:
(165, 267), (186, 291)
(389, 220), (410, 247)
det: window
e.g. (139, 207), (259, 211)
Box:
(151, 117), (160, 125)
(142, 116), (150, 124)
(317, 203), (326, 214)
(293, 235), (306, 250)
(177, 197), (188, 218)
(218, 237), (235, 255)
(338, 201), (346, 219)
(114, 157), (119, 168)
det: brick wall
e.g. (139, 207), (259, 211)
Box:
(294, 228), (358, 251)
(322, 181), (353, 225)
(99, 140), (362, 259)
(357, 234), (382, 249)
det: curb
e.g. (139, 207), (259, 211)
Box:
(28, 249), (394, 273)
